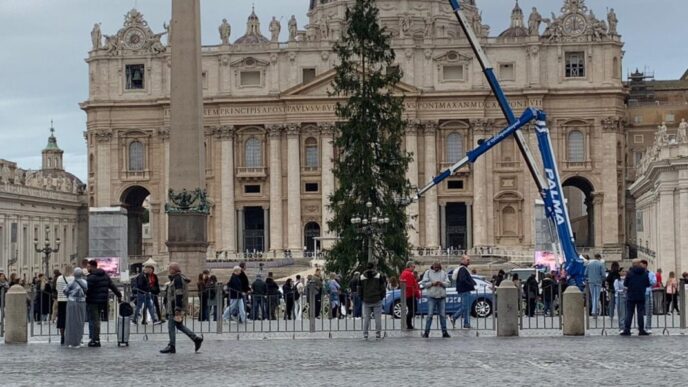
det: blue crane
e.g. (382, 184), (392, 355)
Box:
(407, 0), (585, 287)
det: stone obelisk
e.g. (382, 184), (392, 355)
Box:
(165, 0), (208, 277)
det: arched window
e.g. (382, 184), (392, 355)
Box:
(502, 206), (517, 236)
(567, 130), (585, 162)
(446, 132), (463, 163)
(305, 137), (319, 168)
(304, 222), (321, 252)
(129, 141), (145, 171)
(245, 137), (262, 167)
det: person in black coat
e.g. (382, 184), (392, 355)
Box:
(524, 274), (539, 317)
(251, 274), (267, 320)
(282, 278), (295, 320)
(86, 260), (122, 347)
(265, 272), (280, 320)
(621, 260), (651, 336)
(541, 274), (557, 316)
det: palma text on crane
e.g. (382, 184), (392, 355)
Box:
(545, 168), (566, 225)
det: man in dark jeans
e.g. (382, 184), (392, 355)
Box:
(86, 260), (122, 347)
(399, 262), (420, 329)
(621, 259), (651, 336)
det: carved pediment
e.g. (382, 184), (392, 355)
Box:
(282, 68), (421, 97)
(99, 9), (166, 56)
(433, 51), (472, 64)
(541, 0), (613, 43)
(230, 57), (270, 68)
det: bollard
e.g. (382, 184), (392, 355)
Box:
(496, 280), (519, 337)
(308, 283), (316, 333)
(5, 285), (28, 344)
(216, 283), (223, 334)
(400, 282), (407, 331)
(680, 279), (686, 330)
(563, 286), (585, 336)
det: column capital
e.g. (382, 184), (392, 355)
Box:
(215, 125), (235, 140)
(319, 122), (335, 136)
(470, 118), (495, 133)
(94, 130), (113, 143)
(267, 124), (283, 138)
(421, 120), (439, 135)
(601, 116), (623, 133)
(158, 127), (170, 141)
(406, 120), (420, 135)
(286, 123), (300, 137)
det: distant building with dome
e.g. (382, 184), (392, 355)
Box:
(0, 123), (88, 280)
(83, 0), (628, 268)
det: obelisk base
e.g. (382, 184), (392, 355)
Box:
(166, 213), (208, 278)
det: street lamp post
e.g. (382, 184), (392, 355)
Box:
(34, 228), (60, 277)
(350, 201), (390, 264)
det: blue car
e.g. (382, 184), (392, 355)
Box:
(383, 273), (494, 319)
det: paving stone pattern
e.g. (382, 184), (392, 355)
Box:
(1, 334), (687, 386)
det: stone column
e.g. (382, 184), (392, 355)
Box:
(94, 131), (112, 206)
(320, 123), (335, 250)
(218, 126), (236, 253)
(601, 126), (620, 245)
(406, 123), (420, 248)
(471, 119), (491, 247)
(286, 124), (302, 252)
(237, 208), (244, 253)
(678, 186), (688, 275)
(166, 0), (208, 277)
(423, 122), (439, 249)
(658, 186), (676, 271)
(268, 125), (283, 253)
(592, 193), (604, 248)
(466, 203), (473, 249)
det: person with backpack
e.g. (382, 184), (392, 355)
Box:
(160, 262), (203, 354)
(450, 255), (476, 329)
(63, 268), (88, 348)
(358, 262), (387, 340)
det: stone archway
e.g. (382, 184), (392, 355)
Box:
(562, 176), (595, 248)
(304, 222), (321, 253)
(120, 185), (151, 268)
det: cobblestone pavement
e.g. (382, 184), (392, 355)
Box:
(1, 333), (687, 387)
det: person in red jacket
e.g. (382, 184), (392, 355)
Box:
(400, 262), (421, 330)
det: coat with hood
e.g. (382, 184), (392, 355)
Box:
(86, 269), (122, 305)
(358, 270), (386, 304)
(252, 276), (267, 296)
(399, 268), (421, 299)
(624, 266), (651, 302)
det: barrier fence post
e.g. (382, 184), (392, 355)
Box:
(400, 282), (407, 331)
(496, 280), (519, 337)
(308, 283), (316, 333)
(5, 285), (28, 344)
(216, 283), (223, 334)
(680, 279), (686, 330)
(563, 286), (585, 336)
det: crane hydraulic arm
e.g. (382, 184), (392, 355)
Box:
(407, 0), (585, 287)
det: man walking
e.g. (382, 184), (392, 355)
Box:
(421, 262), (451, 338)
(621, 259), (651, 336)
(131, 265), (160, 325)
(85, 260), (122, 347)
(358, 262), (386, 340)
(585, 254), (606, 317)
(451, 255), (476, 329)
(399, 262), (420, 329)
(160, 262), (203, 353)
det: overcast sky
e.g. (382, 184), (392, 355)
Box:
(1, 0), (686, 181)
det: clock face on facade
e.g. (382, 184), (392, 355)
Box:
(124, 28), (145, 50)
(563, 13), (587, 36)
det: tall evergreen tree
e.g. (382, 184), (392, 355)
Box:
(327, 0), (412, 277)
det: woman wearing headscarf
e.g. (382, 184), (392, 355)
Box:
(63, 268), (88, 348)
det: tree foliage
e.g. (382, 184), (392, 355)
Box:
(326, 0), (412, 278)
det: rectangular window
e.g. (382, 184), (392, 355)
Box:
(634, 151), (643, 166)
(499, 63), (515, 81)
(565, 52), (585, 78)
(11, 222), (18, 243)
(447, 180), (464, 190)
(125, 64), (145, 89)
(244, 185), (261, 194)
(443, 65), (464, 81)
(240, 71), (261, 87)
(665, 113), (675, 123)
(634, 116), (642, 124)
(302, 68), (316, 84)
(305, 183), (319, 192)
(633, 135), (644, 144)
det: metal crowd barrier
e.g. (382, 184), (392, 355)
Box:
(0, 286), (5, 337)
(519, 282), (563, 330)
